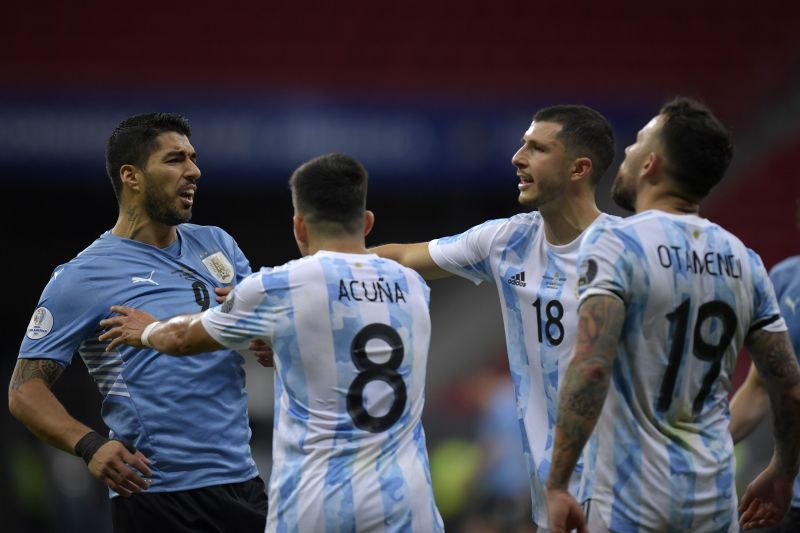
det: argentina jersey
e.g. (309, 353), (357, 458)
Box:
(577, 211), (786, 532)
(201, 251), (443, 533)
(429, 211), (617, 528)
(769, 256), (800, 509)
(19, 224), (258, 494)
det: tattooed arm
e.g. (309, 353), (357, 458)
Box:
(546, 294), (624, 533)
(746, 329), (800, 476)
(8, 358), (92, 454)
(548, 294), (625, 489)
(9, 357), (152, 496)
(738, 329), (800, 530)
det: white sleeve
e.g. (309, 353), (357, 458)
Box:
(577, 223), (631, 305)
(428, 219), (506, 285)
(201, 273), (272, 350)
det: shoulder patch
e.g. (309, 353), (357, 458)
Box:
(578, 258), (598, 288)
(26, 307), (54, 340)
(202, 251), (235, 283)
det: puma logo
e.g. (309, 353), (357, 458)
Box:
(131, 271), (159, 286)
(785, 295), (798, 315)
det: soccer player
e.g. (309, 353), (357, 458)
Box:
(98, 153), (445, 531)
(731, 253), (800, 532)
(9, 113), (268, 532)
(546, 98), (800, 532)
(371, 105), (616, 530)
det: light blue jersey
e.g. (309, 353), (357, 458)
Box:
(201, 251), (443, 532)
(769, 256), (800, 509)
(578, 211), (786, 532)
(19, 224), (258, 494)
(429, 211), (616, 528)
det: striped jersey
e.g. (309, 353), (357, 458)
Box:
(578, 210), (786, 532)
(429, 211), (616, 527)
(201, 250), (443, 532)
(18, 225), (258, 494)
(769, 256), (800, 509)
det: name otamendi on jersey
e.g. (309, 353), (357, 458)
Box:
(656, 243), (742, 279)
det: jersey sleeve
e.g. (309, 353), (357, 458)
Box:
(18, 264), (105, 366)
(749, 250), (787, 333)
(231, 239), (251, 281)
(428, 219), (506, 285)
(201, 271), (272, 350)
(577, 222), (632, 305)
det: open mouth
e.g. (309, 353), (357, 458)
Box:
(178, 189), (195, 207)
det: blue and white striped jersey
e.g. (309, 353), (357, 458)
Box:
(769, 256), (800, 509)
(19, 225), (258, 494)
(429, 211), (616, 528)
(578, 210), (786, 532)
(201, 251), (443, 532)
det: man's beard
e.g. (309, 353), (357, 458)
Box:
(611, 173), (636, 212)
(143, 187), (192, 226)
(518, 178), (564, 209)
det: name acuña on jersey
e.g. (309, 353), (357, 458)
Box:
(338, 277), (407, 303)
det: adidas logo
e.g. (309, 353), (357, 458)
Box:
(507, 271), (526, 287)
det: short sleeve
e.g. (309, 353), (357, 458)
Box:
(202, 272), (272, 350)
(231, 239), (252, 281)
(577, 222), (632, 305)
(18, 264), (104, 366)
(749, 250), (786, 333)
(428, 219), (506, 285)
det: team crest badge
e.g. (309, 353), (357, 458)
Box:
(202, 252), (234, 283)
(578, 258), (598, 289)
(26, 307), (54, 340)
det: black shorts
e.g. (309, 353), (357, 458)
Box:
(749, 506), (800, 533)
(110, 476), (268, 533)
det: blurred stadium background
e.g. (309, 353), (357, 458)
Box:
(2, 1), (799, 531)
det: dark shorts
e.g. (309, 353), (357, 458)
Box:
(110, 476), (268, 533)
(749, 506), (800, 533)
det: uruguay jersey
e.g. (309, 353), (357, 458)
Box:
(19, 224), (258, 494)
(578, 211), (786, 532)
(429, 211), (616, 527)
(769, 256), (800, 509)
(201, 251), (443, 532)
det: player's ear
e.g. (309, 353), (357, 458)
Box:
(641, 152), (660, 179)
(293, 214), (308, 245)
(570, 156), (593, 183)
(120, 164), (142, 193)
(363, 210), (375, 237)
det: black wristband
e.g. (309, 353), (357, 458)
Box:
(74, 432), (138, 464)
(74, 431), (110, 465)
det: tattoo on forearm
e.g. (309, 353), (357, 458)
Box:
(9, 359), (65, 391)
(549, 295), (625, 488)
(747, 329), (800, 474)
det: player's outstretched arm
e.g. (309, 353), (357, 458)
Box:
(739, 328), (800, 530)
(370, 243), (452, 280)
(546, 294), (625, 533)
(8, 359), (152, 496)
(729, 363), (770, 444)
(99, 306), (222, 356)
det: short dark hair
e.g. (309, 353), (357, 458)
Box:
(289, 153), (368, 235)
(533, 105), (615, 185)
(658, 97), (733, 198)
(105, 113), (191, 202)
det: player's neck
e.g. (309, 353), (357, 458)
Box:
(539, 195), (602, 246)
(635, 187), (700, 216)
(306, 237), (370, 256)
(112, 209), (178, 248)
